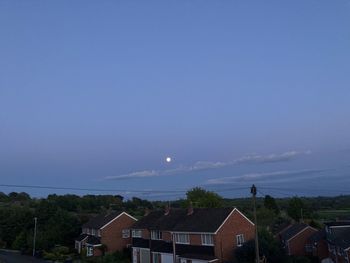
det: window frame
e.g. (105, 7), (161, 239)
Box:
(174, 233), (190, 244)
(201, 234), (214, 246)
(122, 229), (130, 238)
(151, 230), (162, 240)
(236, 234), (245, 247)
(132, 229), (142, 238)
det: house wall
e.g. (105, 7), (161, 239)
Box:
(288, 227), (317, 256)
(214, 210), (255, 263)
(93, 246), (103, 257)
(101, 213), (137, 253)
(314, 240), (329, 261)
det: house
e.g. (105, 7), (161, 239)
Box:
(75, 211), (137, 257)
(324, 221), (350, 263)
(277, 223), (318, 256)
(305, 229), (329, 262)
(130, 206), (255, 263)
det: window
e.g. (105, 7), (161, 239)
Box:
(305, 244), (313, 253)
(236, 234), (244, 247)
(87, 246), (93, 257)
(91, 229), (96, 236)
(201, 234), (214, 246)
(132, 229), (142, 238)
(122, 229), (130, 238)
(97, 230), (101, 237)
(151, 230), (162, 240)
(174, 233), (190, 244)
(152, 253), (161, 263)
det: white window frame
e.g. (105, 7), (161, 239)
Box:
(122, 229), (130, 238)
(201, 234), (214, 246)
(87, 246), (93, 257)
(132, 229), (142, 238)
(151, 230), (162, 240)
(174, 233), (190, 244)
(236, 234), (245, 247)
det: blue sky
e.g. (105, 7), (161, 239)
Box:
(0, 0), (350, 199)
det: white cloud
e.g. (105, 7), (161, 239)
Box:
(104, 150), (311, 180)
(104, 170), (159, 180)
(205, 169), (325, 185)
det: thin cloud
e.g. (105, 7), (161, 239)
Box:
(205, 169), (327, 185)
(104, 150), (311, 180)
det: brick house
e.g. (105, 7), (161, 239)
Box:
(130, 206), (255, 263)
(324, 221), (350, 263)
(277, 223), (318, 256)
(75, 211), (137, 257)
(305, 229), (329, 262)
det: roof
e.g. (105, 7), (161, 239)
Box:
(86, 235), (102, 245)
(308, 230), (326, 243)
(180, 253), (217, 261)
(132, 238), (215, 259)
(75, 234), (88, 242)
(328, 228), (350, 249)
(279, 223), (311, 241)
(325, 221), (350, 227)
(82, 211), (123, 229)
(132, 208), (235, 233)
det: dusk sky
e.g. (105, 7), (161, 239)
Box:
(1, 1), (350, 199)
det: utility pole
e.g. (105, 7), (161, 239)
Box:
(301, 208), (304, 223)
(251, 185), (260, 263)
(172, 233), (176, 263)
(33, 217), (37, 257)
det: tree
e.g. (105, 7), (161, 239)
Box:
(264, 195), (279, 215)
(235, 229), (288, 263)
(287, 197), (306, 222)
(186, 187), (223, 208)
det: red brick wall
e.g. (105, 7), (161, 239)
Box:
(93, 247), (103, 257)
(162, 231), (172, 242)
(215, 209), (255, 263)
(314, 240), (329, 260)
(190, 234), (202, 246)
(288, 227), (317, 256)
(100, 213), (137, 253)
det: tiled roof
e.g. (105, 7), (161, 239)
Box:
(132, 238), (215, 259)
(308, 229), (326, 243)
(75, 234), (89, 242)
(180, 253), (217, 261)
(325, 221), (350, 227)
(86, 235), (102, 245)
(279, 223), (310, 241)
(328, 228), (350, 249)
(132, 208), (234, 233)
(83, 211), (123, 229)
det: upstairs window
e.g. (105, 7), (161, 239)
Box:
(122, 229), (130, 238)
(201, 234), (214, 246)
(151, 230), (162, 240)
(236, 234), (244, 247)
(132, 229), (142, 238)
(174, 233), (190, 244)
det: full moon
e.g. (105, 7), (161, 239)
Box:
(166, 157), (172, 163)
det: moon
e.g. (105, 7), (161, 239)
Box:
(166, 157), (172, 163)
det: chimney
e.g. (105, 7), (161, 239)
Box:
(164, 202), (170, 216)
(144, 208), (151, 216)
(187, 201), (193, 216)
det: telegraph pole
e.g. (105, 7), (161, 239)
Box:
(33, 217), (37, 257)
(251, 185), (260, 263)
